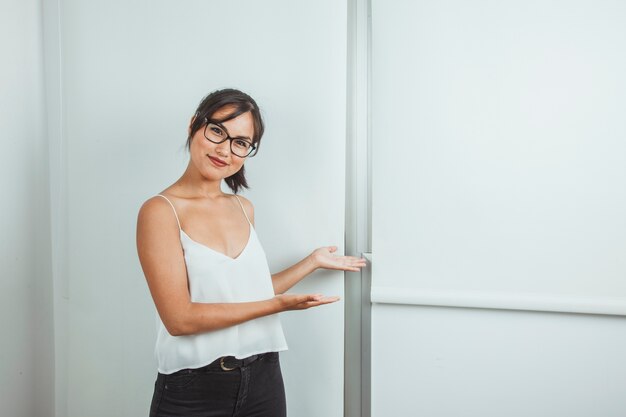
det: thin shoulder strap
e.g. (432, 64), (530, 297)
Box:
(233, 195), (252, 225)
(155, 194), (181, 230)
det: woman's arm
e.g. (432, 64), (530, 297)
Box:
(164, 296), (328, 336)
(271, 256), (318, 295)
(271, 248), (366, 294)
(137, 197), (336, 337)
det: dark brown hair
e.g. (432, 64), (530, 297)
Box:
(186, 88), (265, 194)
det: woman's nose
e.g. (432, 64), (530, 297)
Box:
(215, 141), (230, 156)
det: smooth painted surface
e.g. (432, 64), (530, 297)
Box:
(372, 0), (626, 298)
(0, 0), (55, 416)
(372, 304), (626, 417)
(55, 1), (346, 416)
(370, 1), (626, 416)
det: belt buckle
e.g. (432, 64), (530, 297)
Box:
(220, 357), (237, 371)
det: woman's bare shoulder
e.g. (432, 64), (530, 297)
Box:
(137, 194), (179, 230)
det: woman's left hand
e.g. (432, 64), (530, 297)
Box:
(309, 246), (367, 272)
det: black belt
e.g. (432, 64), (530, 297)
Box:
(219, 353), (263, 371)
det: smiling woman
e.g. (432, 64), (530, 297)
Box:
(184, 89), (264, 194)
(136, 88), (366, 417)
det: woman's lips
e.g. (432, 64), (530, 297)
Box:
(208, 155), (227, 167)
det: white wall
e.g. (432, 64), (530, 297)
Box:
(372, 0), (626, 298)
(12, 1), (626, 416)
(0, 0), (55, 416)
(372, 305), (626, 416)
(2, 1), (348, 416)
(370, 0), (626, 415)
(51, 1), (347, 416)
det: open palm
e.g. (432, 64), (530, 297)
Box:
(311, 246), (367, 272)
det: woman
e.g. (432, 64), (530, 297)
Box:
(136, 88), (366, 417)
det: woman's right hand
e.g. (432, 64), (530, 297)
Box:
(273, 294), (340, 311)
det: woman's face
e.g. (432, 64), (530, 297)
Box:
(188, 106), (255, 183)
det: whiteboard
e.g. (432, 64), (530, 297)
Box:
(371, 0), (626, 299)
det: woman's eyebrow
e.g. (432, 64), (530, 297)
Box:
(218, 122), (252, 141)
(231, 134), (252, 140)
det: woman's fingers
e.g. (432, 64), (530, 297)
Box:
(309, 296), (340, 304)
(293, 294), (341, 309)
(294, 294), (321, 305)
(301, 295), (341, 308)
(314, 246), (368, 272)
(275, 293), (341, 311)
(332, 256), (367, 271)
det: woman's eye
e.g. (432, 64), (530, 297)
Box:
(210, 127), (223, 135)
(234, 140), (251, 148)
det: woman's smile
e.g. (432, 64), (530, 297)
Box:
(208, 155), (228, 167)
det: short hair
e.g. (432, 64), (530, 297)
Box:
(186, 88), (265, 194)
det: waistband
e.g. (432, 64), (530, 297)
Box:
(218, 353), (264, 371)
(164, 352), (277, 375)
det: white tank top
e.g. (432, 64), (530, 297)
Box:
(153, 194), (288, 374)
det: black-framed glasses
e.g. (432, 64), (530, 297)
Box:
(202, 117), (257, 158)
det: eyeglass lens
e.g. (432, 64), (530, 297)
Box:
(204, 123), (255, 157)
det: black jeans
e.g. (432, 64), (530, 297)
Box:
(149, 352), (286, 417)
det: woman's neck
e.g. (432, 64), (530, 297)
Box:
(173, 167), (227, 199)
